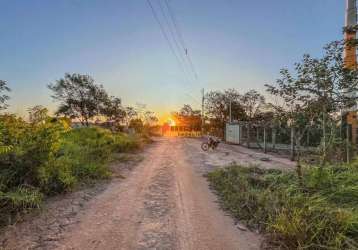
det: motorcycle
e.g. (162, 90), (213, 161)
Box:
(201, 137), (220, 151)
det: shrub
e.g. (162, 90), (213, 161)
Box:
(0, 115), (142, 224)
(113, 133), (141, 152)
(0, 114), (66, 189)
(207, 165), (358, 250)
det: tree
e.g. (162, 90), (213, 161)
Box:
(143, 111), (158, 126)
(48, 73), (108, 126)
(204, 89), (246, 137)
(125, 106), (138, 126)
(178, 104), (201, 117)
(240, 90), (265, 122)
(102, 96), (126, 123)
(237, 90), (266, 147)
(267, 41), (358, 120)
(0, 80), (12, 154)
(28, 105), (49, 124)
(129, 118), (144, 133)
(0, 80), (10, 110)
(266, 40), (358, 165)
(172, 104), (201, 130)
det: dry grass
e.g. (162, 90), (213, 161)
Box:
(207, 164), (358, 249)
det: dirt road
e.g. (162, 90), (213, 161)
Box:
(1, 138), (294, 250)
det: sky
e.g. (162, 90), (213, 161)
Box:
(0, 0), (345, 121)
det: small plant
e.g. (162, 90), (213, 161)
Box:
(0, 186), (43, 226)
(207, 165), (358, 249)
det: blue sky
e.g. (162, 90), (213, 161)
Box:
(0, 0), (344, 119)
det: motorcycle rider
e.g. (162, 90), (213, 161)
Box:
(208, 136), (215, 147)
(208, 135), (219, 148)
(201, 135), (220, 151)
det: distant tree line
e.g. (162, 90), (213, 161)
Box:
(170, 88), (266, 138)
(0, 73), (158, 134)
(47, 73), (158, 131)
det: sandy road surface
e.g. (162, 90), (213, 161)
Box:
(1, 138), (294, 250)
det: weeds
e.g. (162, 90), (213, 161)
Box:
(0, 115), (142, 226)
(207, 165), (358, 249)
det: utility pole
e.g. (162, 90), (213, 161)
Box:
(201, 88), (205, 136)
(343, 0), (358, 160)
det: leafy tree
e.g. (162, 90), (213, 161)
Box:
(240, 90), (265, 122)
(129, 118), (143, 132)
(172, 104), (201, 130)
(0, 80), (11, 154)
(0, 80), (10, 111)
(267, 41), (358, 120)
(102, 96), (126, 123)
(205, 89), (246, 137)
(125, 106), (138, 126)
(266, 41), (358, 164)
(28, 105), (49, 124)
(143, 111), (158, 126)
(236, 90), (266, 147)
(48, 73), (108, 126)
(178, 104), (201, 117)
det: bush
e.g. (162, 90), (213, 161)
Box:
(0, 115), (142, 223)
(113, 133), (141, 152)
(207, 165), (358, 249)
(0, 114), (66, 190)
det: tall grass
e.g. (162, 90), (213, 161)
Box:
(207, 165), (358, 249)
(0, 115), (142, 225)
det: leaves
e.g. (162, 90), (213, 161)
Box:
(0, 80), (10, 111)
(48, 73), (109, 125)
(267, 40), (358, 117)
(27, 105), (49, 124)
(101, 96), (126, 123)
(240, 90), (266, 121)
(205, 89), (247, 123)
(172, 104), (201, 130)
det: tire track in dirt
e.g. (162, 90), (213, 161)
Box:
(136, 163), (176, 250)
(1, 138), (262, 250)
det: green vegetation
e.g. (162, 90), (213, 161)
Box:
(207, 165), (358, 250)
(0, 74), (157, 227)
(0, 114), (142, 226)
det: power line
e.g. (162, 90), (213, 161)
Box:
(146, 0), (193, 84)
(164, 0), (199, 80)
(157, 0), (194, 83)
(164, 0), (186, 52)
(184, 92), (201, 105)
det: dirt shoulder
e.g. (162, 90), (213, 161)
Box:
(0, 150), (145, 250)
(184, 138), (295, 172)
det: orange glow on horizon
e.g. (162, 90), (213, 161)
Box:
(167, 118), (176, 127)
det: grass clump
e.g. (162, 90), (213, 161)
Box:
(0, 115), (142, 225)
(207, 165), (358, 249)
